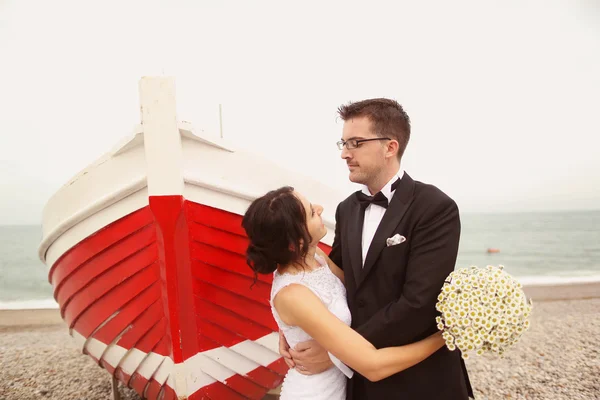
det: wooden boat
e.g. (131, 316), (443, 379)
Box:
(37, 77), (343, 400)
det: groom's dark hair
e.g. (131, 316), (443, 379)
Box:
(337, 98), (411, 160)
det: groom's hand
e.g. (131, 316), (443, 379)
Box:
(289, 339), (333, 375)
(278, 331), (295, 368)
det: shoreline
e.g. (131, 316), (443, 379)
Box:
(522, 280), (600, 302)
(1, 280), (598, 327)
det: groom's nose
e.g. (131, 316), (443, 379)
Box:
(341, 146), (351, 160)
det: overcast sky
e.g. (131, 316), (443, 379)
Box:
(1, 0), (599, 225)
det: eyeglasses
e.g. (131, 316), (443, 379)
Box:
(336, 138), (391, 150)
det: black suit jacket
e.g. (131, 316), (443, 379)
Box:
(329, 173), (474, 400)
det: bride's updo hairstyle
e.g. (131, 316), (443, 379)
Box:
(241, 186), (312, 277)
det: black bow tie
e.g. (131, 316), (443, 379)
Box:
(356, 179), (400, 210)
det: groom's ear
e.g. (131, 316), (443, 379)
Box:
(385, 139), (400, 159)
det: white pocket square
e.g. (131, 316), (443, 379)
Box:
(386, 234), (406, 247)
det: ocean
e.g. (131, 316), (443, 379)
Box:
(1, 210), (599, 309)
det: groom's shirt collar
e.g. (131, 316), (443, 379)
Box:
(361, 167), (404, 202)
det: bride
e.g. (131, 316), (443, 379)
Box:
(241, 186), (445, 400)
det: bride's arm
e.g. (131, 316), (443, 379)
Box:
(274, 284), (445, 382)
(316, 247), (344, 284)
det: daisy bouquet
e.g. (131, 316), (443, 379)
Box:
(435, 265), (533, 359)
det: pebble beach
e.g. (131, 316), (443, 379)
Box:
(0, 282), (598, 400)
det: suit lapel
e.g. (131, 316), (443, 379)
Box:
(346, 197), (365, 287)
(358, 173), (416, 288)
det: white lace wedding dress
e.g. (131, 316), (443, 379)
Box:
(270, 254), (353, 400)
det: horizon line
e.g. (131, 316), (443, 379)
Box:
(2, 207), (600, 227)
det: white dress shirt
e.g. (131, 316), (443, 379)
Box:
(361, 168), (404, 266)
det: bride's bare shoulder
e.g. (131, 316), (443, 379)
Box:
(273, 283), (326, 326)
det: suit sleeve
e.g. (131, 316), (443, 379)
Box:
(328, 203), (343, 269)
(355, 197), (460, 348)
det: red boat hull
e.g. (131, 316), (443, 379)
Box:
(49, 196), (331, 399)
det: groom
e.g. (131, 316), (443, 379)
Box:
(280, 98), (474, 399)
